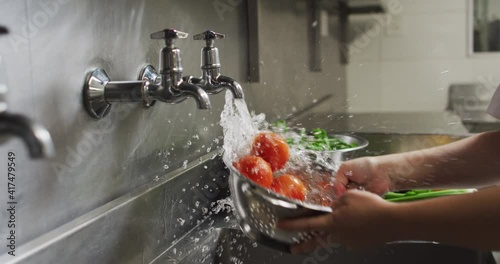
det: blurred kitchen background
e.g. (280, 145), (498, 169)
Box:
(343, 0), (500, 134)
(0, 0), (498, 263)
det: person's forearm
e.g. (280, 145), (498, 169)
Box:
(386, 186), (500, 250)
(375, 131), (500, 190)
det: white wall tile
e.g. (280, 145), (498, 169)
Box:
(348, 62), (385, 112)
(347, 0), (500, 112)
(381, 13), (467, 61)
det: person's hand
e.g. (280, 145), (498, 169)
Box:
(277, 190), (397, 253)
(334, 157), (392, 196)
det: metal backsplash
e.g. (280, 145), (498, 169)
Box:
(0, 0), (346, 258)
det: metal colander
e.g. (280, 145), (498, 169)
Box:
(228, 133), (368, 252)
(229, 167), (332, 253)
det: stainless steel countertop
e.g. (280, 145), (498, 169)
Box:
(289, 111), (470, 135)
(456, 111), (500, 124)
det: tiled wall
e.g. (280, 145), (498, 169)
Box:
(347, 0), (500, 113)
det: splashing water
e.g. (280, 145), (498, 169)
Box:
(212, 197), (234, 214)
(221, 91), (265, 167)
(220, 91), (340, 206)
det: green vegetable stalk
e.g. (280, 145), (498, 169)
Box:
(384, 189), (475, 202)
(272, 121), (357, 151)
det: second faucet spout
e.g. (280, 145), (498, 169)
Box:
(217, 75), (244, 99)
(0, 112), (55, 158)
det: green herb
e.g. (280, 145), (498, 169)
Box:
(272, 120), (358, 151)
(273, 120), (288, 132)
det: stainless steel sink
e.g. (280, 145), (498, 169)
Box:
(352, 132), (467, 157)
(150, 133), (497, 264)
(153, 212), (493, 264)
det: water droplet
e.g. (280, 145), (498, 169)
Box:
(202, 245), (209, 253)
(177, 218), (185, 226)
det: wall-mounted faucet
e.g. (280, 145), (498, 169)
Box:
(83, 28), (212, 119)
(186, 30), (244, 99)
(0, 26), (54, 158)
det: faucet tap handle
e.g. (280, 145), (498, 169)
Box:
(151, 28), (188, 46)
(193, 31), (224, 80)
(193, 30), (225, 41)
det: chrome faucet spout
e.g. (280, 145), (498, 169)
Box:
(0, 113), (55, 158)
(187, 75), (244, 99)
(177, 82), (212, 109)
(217, 75), (244, 99)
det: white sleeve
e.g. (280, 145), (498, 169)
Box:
(487, 85), (500, 119)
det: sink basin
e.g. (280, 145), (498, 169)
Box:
(351, 132), (467, 157)
(152, 212), (493, 264)
(188, 230), (485, 264)
(150, 133), (496, 264)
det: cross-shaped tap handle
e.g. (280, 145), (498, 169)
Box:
(150, 28), (188, 46)
(193, 30), (225, 41)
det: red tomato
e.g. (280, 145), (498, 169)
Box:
(251, 132), (290, 171)
(233, 156), (274, 188)
(270, 174), (308, 201)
